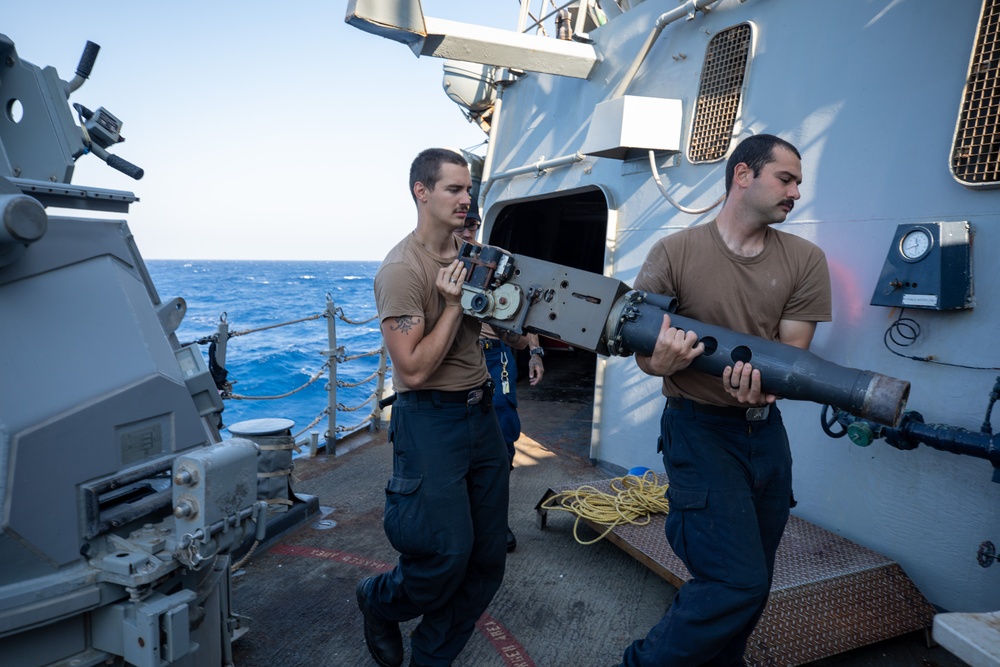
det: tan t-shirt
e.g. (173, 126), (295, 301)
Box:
(633, 220), (832, 406)
(374, 232), (489, 393)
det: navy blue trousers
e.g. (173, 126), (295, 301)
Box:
(483, 342), (521, 462)
(621, 400), (792, 667)
(367, 391), (510, 666)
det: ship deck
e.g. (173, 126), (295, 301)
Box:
(229, 350), (964, 667)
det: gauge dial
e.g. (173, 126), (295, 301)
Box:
(899, 228), (932, 262)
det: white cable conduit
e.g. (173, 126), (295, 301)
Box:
(649, 150), (725, 215)
(621, 0), (724, 215)
(478, 76), (506, 209)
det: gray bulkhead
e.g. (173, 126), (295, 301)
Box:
(479, 0), (1000, 613)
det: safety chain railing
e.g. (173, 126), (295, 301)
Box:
(188, 292), (389, 456)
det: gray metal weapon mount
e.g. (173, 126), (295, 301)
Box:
(0, 34), (264, 667)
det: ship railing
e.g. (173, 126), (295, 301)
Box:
(189, 292), (389, 457)
(517, 0), (598, 37)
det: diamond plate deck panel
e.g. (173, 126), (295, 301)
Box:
(537, 476), (935, 666)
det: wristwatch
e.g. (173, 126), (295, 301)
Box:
(530, 347), (545, 357)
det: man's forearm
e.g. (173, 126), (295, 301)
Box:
(496, 328), (528, 350)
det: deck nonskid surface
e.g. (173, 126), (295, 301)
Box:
(231, 351), (963, 666)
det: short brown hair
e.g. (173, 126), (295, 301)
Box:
(409, 148), (468, 202)
(725, 134), (801, 193)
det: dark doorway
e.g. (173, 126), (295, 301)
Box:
(486, 189), (608, 271)
(485, 188), (608, 461)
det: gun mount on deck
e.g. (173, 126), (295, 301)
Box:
(459, 243), (910, 427)
(0, 34), (263, 667)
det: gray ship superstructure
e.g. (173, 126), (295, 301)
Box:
(347, 0), (1000, 661)
(2, 1), (999, 664)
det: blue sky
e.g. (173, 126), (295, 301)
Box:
(4, 2), (516, 261)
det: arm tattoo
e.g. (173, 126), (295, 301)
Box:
(501, 329), (521, 345)
(390, 316), (420, 334)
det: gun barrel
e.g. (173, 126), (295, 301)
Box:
(616, 293), (909, 426)
(460, 248), (909, 426)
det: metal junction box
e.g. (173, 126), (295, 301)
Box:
(870, 221), (973, 310)
(581, 96), (683, 160)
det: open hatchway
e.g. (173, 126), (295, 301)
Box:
(485, 189), (608, 272)
(484, 189), (609, 464)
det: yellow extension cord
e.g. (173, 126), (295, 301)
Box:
(539, 471), (671, 545)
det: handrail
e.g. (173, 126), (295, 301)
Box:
(186, 296), (389, 457)
(520, 0), (592, 36)
(480, 152), (586, 204)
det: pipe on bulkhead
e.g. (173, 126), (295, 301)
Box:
(831, 410), (1000, 483)
(611, 0), (724, 99)
(629, 2), (727, 216)
(490, 152), (585, 181)
(480, 151), (585, 204)
(479, 75), (505, 210)
(480, 1), (728, 206)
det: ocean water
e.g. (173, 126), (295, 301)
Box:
(146, 260), (383, 443)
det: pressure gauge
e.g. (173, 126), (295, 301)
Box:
(899, 227), (932, 262)
(871, 221), (972, 311)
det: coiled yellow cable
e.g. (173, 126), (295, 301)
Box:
(540, 471), (671, 545)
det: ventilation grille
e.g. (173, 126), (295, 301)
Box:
(953, 0), (1000, 185)
(688, 23), (752, 163)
